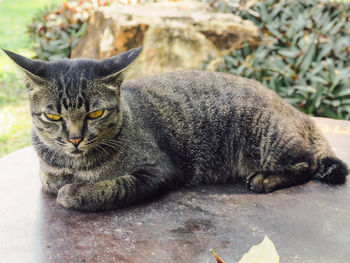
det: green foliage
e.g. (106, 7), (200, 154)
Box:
(0, 0), (64, 51)
(27, 0), (112, 60)
(209, 0), (350, 120)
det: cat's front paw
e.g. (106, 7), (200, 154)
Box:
(40, 171), (73, 195)
(57, 183), (84, 209)
(246, 172), (277, 193)
(57, 181), (115, 211)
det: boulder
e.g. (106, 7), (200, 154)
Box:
(71, 0), (260, 79)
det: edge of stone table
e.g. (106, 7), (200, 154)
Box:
(1, 117), (350, 263)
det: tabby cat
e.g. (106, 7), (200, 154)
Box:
(4, 47), (349, 211)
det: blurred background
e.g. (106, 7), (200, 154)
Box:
(0, 0), (350, 157)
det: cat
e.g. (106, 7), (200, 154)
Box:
(3, 47), (349, 211)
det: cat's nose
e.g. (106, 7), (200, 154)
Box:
(68, 136), (83, 146)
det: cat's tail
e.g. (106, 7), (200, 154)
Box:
(306, 119), (349, 184)
(315, 156), (348, 184)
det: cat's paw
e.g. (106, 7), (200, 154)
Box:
(246, 173), (265, 193)
(246, 173), (278, 193)
(57, 181), (113, 211)
(57, 183), (84, 209)
(40, 171), (73, 195)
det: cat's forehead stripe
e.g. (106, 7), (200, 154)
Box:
(77, 96), (83, 109)
(54, 73), (89, 111)
(62, 98), (69, 111)
(80, 78), (90, 112)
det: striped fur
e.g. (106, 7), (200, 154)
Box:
(4, 48), (349, 211)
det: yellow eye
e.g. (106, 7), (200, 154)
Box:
(88, 110), (104, 119)
(44, 113), (61, 121)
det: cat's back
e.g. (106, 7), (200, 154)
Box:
(121, 70), (297, 121)
(122, 70), (268, 112)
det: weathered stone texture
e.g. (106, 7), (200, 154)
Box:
(71, 1), (260, 79)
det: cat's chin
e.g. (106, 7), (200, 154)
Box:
(71, 149), (84, 155)
(64, 148), (86, 157)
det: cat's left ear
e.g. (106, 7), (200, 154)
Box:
(96, 46), (142, 87)
(1, 48), (49, 86)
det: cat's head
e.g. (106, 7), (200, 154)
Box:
(3, 47), (141, 157)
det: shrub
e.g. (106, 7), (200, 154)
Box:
(28, 0), (113, 60)
(207, 0), (350, 120)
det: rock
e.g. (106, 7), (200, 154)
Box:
(71, 0), (260, 79)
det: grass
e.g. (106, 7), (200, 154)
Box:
(0, 101), (32, 155)
(0, 0), (64, 157)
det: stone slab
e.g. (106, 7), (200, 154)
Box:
(70, 1), (260, 80)
(0, 117), (350, 263)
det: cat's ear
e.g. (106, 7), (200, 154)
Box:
(2, 49), (48, 86)
(96, 46), (142, 87)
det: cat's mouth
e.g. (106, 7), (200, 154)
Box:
(71, 149), (84, 155)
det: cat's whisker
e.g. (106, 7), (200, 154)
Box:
(111, 137), (137, 145)
(116, 138), (140, 149)
(98, 147), (107, 161)
(105, 138), (137, 154)
(86, 137), (99, 145)
(104, 139), (126, 148)
(101, 142), (122, 152)
(54, 141), (65, 146)
(103, 139), (125, 148)
(102, 143), (124, 153)
(103, 140), (129, 153)
(92, 146), (103, 161)
(96, 145), (109, 157)
(106, 138), (138, 153)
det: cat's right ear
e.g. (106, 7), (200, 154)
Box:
(2, 49), (48, 87)
(96, 47), (142, 87)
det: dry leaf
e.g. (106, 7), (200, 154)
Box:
(210, 236), (279, 263)
(210, 249), (226, 263)
(238, 236), (279, 263)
